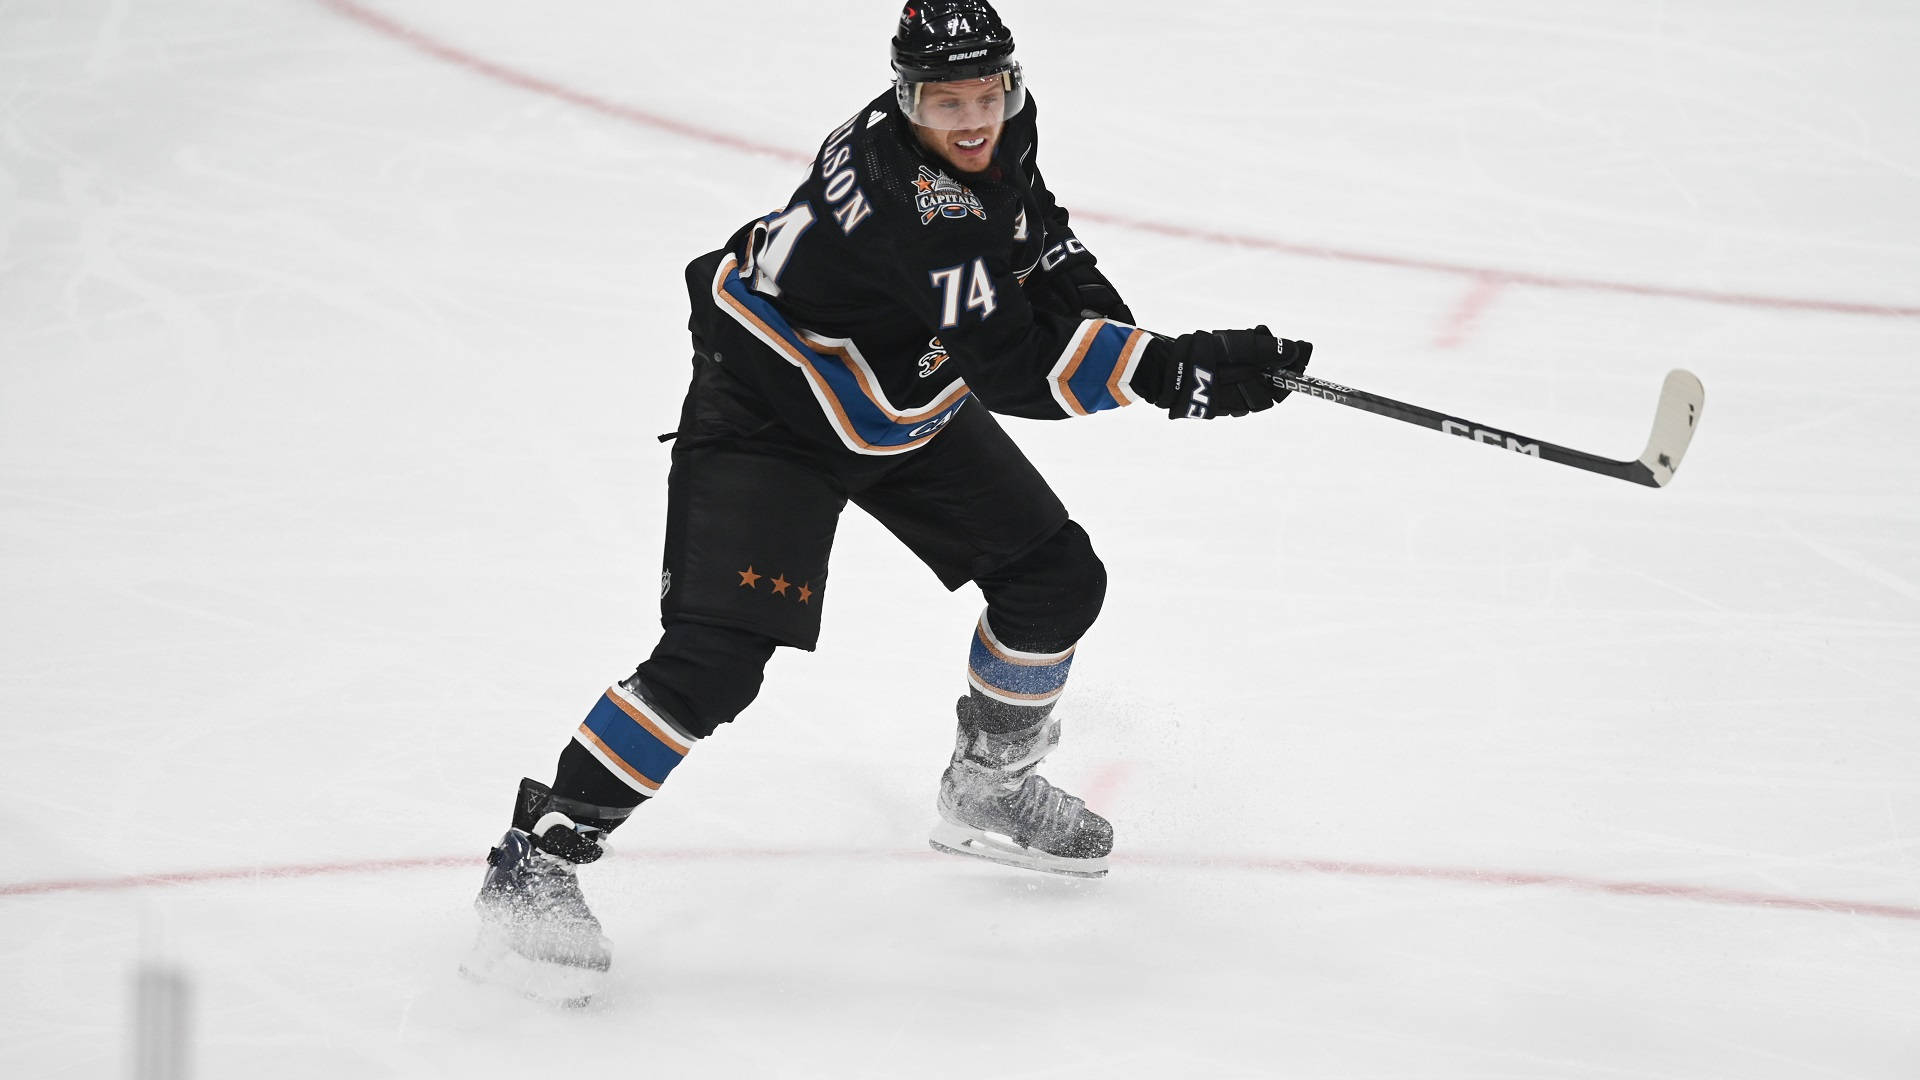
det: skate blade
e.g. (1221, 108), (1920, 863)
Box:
(928, 821), (1109, 879)
(459, 930), (609, 1008)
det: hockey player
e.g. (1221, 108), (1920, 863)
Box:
(463, 0), (1314, 1005)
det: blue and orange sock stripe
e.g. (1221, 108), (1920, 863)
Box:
(966, 611), (1076, 707)
(572, 684), (700, 798)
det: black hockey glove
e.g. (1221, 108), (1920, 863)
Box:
(1037, 240), (1135, 323)
(1265, 336), (1315, 404)
(1131, 327), (1282, 419)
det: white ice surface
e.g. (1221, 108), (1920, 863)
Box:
(3, 1), (1918, 1076)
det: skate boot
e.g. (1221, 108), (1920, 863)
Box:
(460, 778), (614, 1007)
(929, 695), (1112, 878)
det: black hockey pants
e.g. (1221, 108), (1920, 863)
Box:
(551, 350), (1106, 818)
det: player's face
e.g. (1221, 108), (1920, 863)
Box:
(909, 77), (1007, 173)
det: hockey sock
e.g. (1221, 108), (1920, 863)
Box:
(964, 610), (1075, 734)
(546, 625), (778, 826)
(550, 741), (646, 824)
(559, 678), (703, 811)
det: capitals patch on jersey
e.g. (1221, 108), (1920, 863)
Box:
(914, 166), (987, 224)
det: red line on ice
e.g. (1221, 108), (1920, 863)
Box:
(0, 855), (478, 896)
(312, 0), (811, 166)
(1433, 274), (1508, 349)
(5, 848), (1917, 923)
(1131, 854), (1920, 923)
(313, 0), (1920, 321)
(1082, 760), (1134, 809)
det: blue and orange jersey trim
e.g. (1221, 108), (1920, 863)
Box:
(967, 610), (1076, 707)
(712, 254), (973, 456)
(1047, 318), (1150, 417)
(572, 684), (700, 798)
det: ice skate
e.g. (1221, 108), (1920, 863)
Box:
(460, 779), (613, 1007)
(929, 696), (1112, 878)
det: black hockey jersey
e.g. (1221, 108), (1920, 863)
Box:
(696, 90), (1149, 456)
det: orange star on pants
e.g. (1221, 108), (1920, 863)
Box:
(770, 574), (791, 596)
(797, 582), (814, 604)
(737, 566), (761, 588)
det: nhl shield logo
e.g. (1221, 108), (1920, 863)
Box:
(913, 166), (987, 225)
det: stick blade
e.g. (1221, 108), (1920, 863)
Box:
(1635, 369), (1706, 487)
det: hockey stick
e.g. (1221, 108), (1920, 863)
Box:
(1267, 367), (1706, 488)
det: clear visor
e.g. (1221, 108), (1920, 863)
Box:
(896, 66), (1027, 131)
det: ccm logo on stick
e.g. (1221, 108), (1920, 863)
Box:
(1442, 419), (1539, 456)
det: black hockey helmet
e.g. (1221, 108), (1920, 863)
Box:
(891, 0), (1027, 130)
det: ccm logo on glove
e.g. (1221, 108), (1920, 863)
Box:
(1131, 326), (1311, 420)
(1185, 367), (1215, 419)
